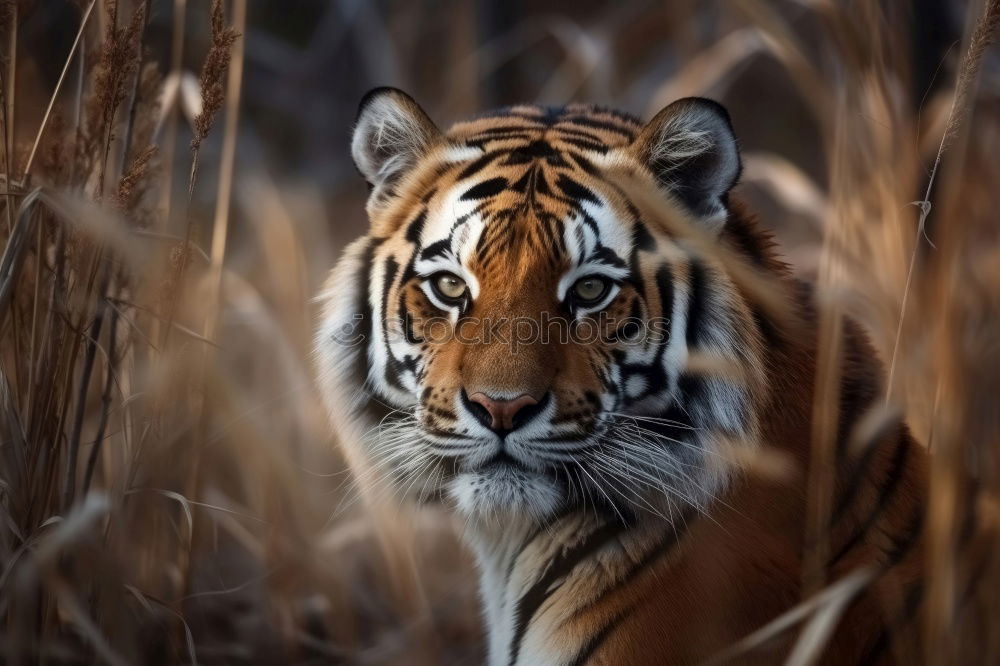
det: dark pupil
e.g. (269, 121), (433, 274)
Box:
(580, 279), (601, 299)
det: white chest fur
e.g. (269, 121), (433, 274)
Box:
(466, 514), (647, 666)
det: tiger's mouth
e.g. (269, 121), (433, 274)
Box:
(421, 424), (598, 476)
(419, 418), (604, 522)
(475, 451), (530, 471)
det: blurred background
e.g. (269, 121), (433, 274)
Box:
(1, 0), (998, 663)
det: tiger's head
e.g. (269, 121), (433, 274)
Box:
(316, 88), (771, 526)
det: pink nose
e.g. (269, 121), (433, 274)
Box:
(467, 392), (539, 431)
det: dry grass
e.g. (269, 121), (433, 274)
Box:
(0, 0), (998, 664)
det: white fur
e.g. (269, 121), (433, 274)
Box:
(352, 92), (437, 190)
(466, 513), (671, 665)
(448, 468), (563, 525)
(556, 203), (630, 309)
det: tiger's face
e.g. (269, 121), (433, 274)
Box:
(316, 89), (767, 525)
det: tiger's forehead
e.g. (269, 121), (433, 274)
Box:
(445, 103), (641, 150)
(409, 105), (645, 281)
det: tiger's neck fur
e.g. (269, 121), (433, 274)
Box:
(469, 511), (693, 666)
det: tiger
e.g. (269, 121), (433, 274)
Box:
(313, 87), (986, 665)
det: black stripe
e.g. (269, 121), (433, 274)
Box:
(532, 166), (551, 195)
(504, 139), (558, 163)
(589, 246), (627, 269)
(614, 261), (673, 406)
(655, 264), (674, 322)
(419, 239), (451, 261)
(475, 228), (504, 270)
(567, 151), (601, 176)
(469, 124), (545, 136)
(532, 211), (563, 263)
(467, 134), (535, 150)
(671, 375), (702, 435)
(457, 151), (502, 180)
(562, 115), (636, 138)
(829, 433), (910, 566)
(559, 136), (609, 154)
(399, 293), (423, 344)
(567, 604), (634, 666)
(552, 126), (611, 143)
(831, 442), (881, 524)
(886, 507), (924, 567)
(555, 174), (600, 205)
(834, 324), (880, 456)
(632, 219), (655, 253)
(507, 521), (625, 666)
(566, 507), (696, 623)
(685, 259), (706, 347)
(830, 418), (905, 525)
(380, 257), (406, 391)
(722, 214), (770, 267)
(508, 169), (532, 193)
(578, 211), (600, 237)
(563, 509), (697, 664)
(578, 106), (641, 125)
(751, 304), (784, 349)
(380, 257), (399, 337)
(461, 177), (509, 200)
(860, 501), (982, 664)
(504, 505), (580, 589)
(858, 581), (923, 664)
(404, 209), (427, 243)
(611, 299), (644, 343)
(399, 213), (427, 287)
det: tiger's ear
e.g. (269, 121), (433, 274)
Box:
(352, 87), (441, 203)
(631, 97), (741, 231)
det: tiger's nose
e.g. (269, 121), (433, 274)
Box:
(462, 390), (547, 435)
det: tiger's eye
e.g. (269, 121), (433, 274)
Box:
(572, 276), (608, 304)
(434, 273), (467, 300)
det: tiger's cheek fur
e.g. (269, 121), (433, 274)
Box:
(419, 343), (465, 433)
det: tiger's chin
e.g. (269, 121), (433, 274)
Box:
(446, 462), (563, 524)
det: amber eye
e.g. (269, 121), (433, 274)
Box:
(572, 276), (609, 305)
(432, 272), (468, 303)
